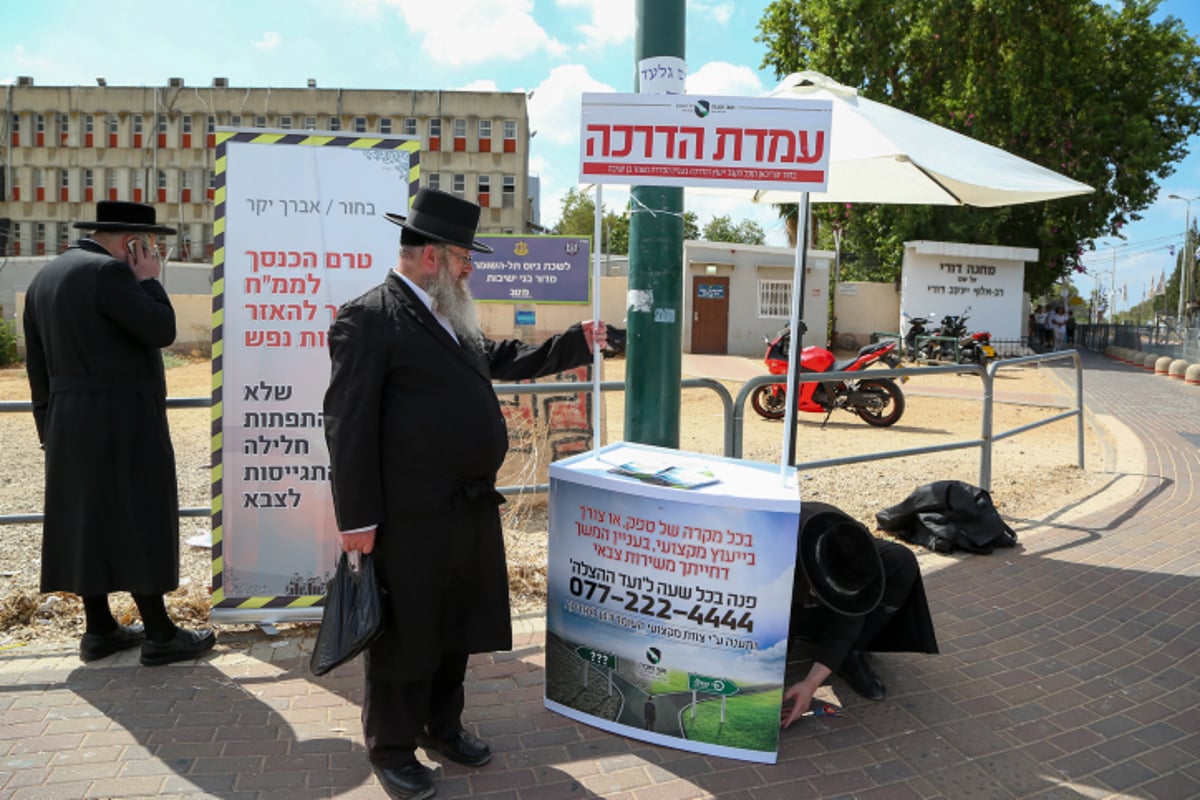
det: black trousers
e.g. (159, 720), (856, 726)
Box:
(362, 651), (469, 767)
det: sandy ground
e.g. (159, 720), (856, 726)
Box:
(0, 353), (1107, 649)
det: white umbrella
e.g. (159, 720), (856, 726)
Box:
(747, 71), (1093, 207)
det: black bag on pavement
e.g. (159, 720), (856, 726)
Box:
(876, 480), (1018, 555)
(310, 552), (384, 676)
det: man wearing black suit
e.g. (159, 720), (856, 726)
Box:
(23, 201), (216, 666)
(323, 189), (604, 800)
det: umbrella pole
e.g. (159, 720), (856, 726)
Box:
(781, 193), (810, 480)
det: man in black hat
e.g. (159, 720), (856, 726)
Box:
(323, 188), (605, 800)
(780, 501), (938, 729)
(23, 201), (217, 666)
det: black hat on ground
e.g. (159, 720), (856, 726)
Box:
(73, 201), (177, 235)
(383, 188), (493, 253)
(797, 502), (885, 616)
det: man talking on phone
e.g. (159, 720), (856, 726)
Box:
(23, 201), (217, 666)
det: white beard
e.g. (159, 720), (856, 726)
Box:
(426, 260), (484, 353)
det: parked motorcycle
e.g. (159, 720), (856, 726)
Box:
(750, 324), (906, 427)
(934, 307), (995, 366)
(902, 311), (935, 362)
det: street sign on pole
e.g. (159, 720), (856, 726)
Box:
(576, 646), (618, 670)
(688, 674), (739, 696)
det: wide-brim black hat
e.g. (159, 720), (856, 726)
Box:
(73, 201), (177, 235)
(383, 188), (493, 253)
(797, 503), (885, 616)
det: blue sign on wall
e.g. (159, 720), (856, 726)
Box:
(515, 310), (537, 326)
(469, 236), (591, 303)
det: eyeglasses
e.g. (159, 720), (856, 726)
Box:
(439, 245), (472, 269)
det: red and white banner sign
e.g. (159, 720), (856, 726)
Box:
(579, 93), (832, 191)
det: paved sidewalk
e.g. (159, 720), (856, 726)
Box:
(1, 351), (1197, 799)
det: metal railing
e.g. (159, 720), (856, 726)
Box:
(730, 351), (1084, 491)
(0, 353), (1084, 523)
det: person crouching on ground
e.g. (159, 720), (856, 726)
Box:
(781, 501), (938, 728)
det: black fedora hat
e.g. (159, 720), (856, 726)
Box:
(383, 188), (493, 253)
(73, 201), (177, 235)
(797, 502), (885, 616)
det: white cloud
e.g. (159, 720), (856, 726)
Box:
(556, 0), (636, 50)
(528, 64), (615, 146)
(253, 31), (281, 51)
(686, 61), (767, 96)
(382, 0), (566, 67)
(457, 79), (499, 91)
(688, 0), (734, 26)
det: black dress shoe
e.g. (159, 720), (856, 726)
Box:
(140, 628), (217, 666)
(80, 624), (145, 663)
(838, 651), (887, 701)
(416, 729), (492, 767)
(372, 762), (436, 800)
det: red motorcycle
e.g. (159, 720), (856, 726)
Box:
(750, 325), (906, 427)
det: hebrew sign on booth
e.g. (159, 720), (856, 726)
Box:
(579, 93), (832, 191)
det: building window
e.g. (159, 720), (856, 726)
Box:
(157, 114), (167, 147)
(452, 173), (465, 197)
(478, 174), (491, 207)
(106, 114), (118, 147)
(502, 175), (515, 208)
(254, 115), (267, 128)
(453, 118), (466, 152)
(133, 169), (144, 203)
(328, 116), (341, 131)
(230, 114), (242, 127)
(59, 168), (69, 201)
(133, 114), (144, 148)
(478, 119), (492, 152)
(304, 116), (316, 130)
(402, 117), (418, 136)
(427, 173), (440, 191)
(379, 117), (392, 134)
(207, 169), (216, 200)
(35, 113), (45, 146)
(58, 223), (71, 253)
(757, 279), (793, 317)
(84, 168), (94, 201)
(181, 170), (192, 203)
(11, 222), (20, 255)
(354, 116), (367, 133)
(182, 114), (193, 147)
(503, 119), (518, 152)
(57, 114), (69, 146)
(280, 115), (293, 129)
(34, 168), (45, 201)
(428, 117), (441, 150)
(157, 169), (167, 202)
(207, 114), (217, 147)
(35, 222), (46, 256)
(107, 169), (119, 201)
(9, 113), (18, 146)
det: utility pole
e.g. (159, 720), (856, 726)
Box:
(625, 0), (685, 447)
(1168, 194), (1196, 333)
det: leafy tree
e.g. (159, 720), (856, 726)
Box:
(756, 0), (1200, 295)
(552, 187), (630, 255)
(701, 215), (767, 245)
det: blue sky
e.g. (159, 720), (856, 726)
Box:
(3, 0), (1197, 311)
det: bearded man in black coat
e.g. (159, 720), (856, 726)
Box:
(23, 201), (216, 666)
(323, 189), (605, 800)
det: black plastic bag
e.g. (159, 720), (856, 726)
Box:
(310, 552), (383, 676)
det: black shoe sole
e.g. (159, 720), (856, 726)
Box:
(415, 734), (491, 767)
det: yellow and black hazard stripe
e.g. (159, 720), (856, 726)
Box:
(210, 130), (420, 613)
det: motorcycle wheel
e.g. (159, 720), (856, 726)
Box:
(750, 385), (787, 420)
(853, 379), (905, 427)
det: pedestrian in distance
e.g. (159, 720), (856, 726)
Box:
(322, 188), (606, 800)
(1048, 305), (1069, 351)
(644, 694), (657, 731)
(780, 501), (938, 729)
(22, 201), (217, 667)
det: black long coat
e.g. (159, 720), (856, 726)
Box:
(322, 272), (592, 682)
(23, 240), (179, 595)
